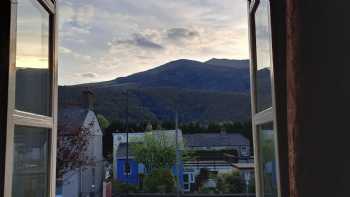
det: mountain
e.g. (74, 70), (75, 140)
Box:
(59, 59), (270, 123)
(205, 58), (249, 69)
(89, 59), (251, 93)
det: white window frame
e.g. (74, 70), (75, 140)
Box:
(4, 0), (58, 197)
(247, 0), (281, 197)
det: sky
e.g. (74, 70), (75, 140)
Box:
(17, 0), (49, 69)
(58, 0), (249, 85)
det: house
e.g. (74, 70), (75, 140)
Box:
(182, 133), (253, 192)
(231, 163), (255, 189)
(184, 133), (251, 159)
(113, 130), (184, 188)
(58, 91), (104, 197)
(115, 143), (141, 185)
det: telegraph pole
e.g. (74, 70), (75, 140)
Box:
(175, 109), (181, 197)
(125, 90), (129, 196)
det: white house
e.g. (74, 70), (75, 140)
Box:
(58, 90), (104, 197)
(182, 133), (253, 192)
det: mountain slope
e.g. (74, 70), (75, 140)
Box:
(93, 59), (251, 93)
(59, 59), (268, 123)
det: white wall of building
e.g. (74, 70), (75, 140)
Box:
(62, 169), (80, 197)
(62, 110), (104, 197)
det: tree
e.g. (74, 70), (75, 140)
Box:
(132, 134), (178, 192)
(143, 168), (175, 193)
(56, 120), (95, 178)
(217, 172), (245, 193)
(132, 134), (176, 173)
(97, 114), (110, 130)
(194, 168), (210, 192)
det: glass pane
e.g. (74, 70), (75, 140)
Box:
(16, 0), (51, 116)
(255, 0), (273, 112)
(258, 122), (278, 197)
(12, 126), (49, 197)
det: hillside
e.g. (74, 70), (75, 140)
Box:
(59, 59), (270, 123)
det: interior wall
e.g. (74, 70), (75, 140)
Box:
(287, 0), (350, 196)
(0, 0), (11, 195)
(269, 1), (288, 196)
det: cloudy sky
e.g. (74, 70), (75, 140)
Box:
(58, 0), (249, 85)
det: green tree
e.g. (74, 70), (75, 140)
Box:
(217, 172), (245, 193)
(132, 134), (176, 173)
(143, 168), (175, 193)
(97, 114), (110, 130)
(207, 122), (221, 133)
(132, 134), (179, 193)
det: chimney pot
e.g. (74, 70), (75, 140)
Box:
(82, 89), (96, 110)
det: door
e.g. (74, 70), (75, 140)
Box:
(4, 0), (58, 196)
(247, 0), (281, 197)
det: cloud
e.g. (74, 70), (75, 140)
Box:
(59, 47), (71, 54)
(58, 0), (249, 85)
(115, 33), (164, 50)
(166, 28), (200, 41)
(75, 5), (95, 27)
(80, 72), (98, 78)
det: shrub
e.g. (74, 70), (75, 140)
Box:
(143, 168), (175, 193)
(112, 180), (138, 193)
(217, 172), (245, 193)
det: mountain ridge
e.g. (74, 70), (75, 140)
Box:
(59, 58), (265, 123)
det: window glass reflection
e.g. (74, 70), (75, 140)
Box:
(12, 126), (49, 197)
(255, 0), (273, 112)
(258, 122), (277, 197)
(16, 0), (51, 116)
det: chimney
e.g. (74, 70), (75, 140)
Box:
(81, 89), (96, 110)
(220, 127), (227, 135)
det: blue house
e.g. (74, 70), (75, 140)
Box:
(115, 143), (142, 185)
(115, 142), (184, 188)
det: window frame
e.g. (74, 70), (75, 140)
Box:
(123, 162), (132, 176)
(4, 0), (58, 197)
(247, 0), (282, 197)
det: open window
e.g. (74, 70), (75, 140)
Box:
(4, 0), (58, 196)
(248, 0), (281, 196)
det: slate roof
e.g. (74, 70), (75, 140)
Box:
(116, 143), (136, 158)
(183, 133), (249, 148)
(58, 105), (88, 135)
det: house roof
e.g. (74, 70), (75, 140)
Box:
(115, 130), (185, 159)
(116, 143), (136, 158)
(58, 105), (88, 135)
(183, 133), (250, 148)
(232, 163), (254, 170)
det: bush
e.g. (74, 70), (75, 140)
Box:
(143, 168), (175, 193)
(112, 180), (138, 193)
(217, 172), (245, 193)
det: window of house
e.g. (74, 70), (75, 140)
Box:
(248, 0), (281, 196)
(240, 145), (250, 157)
(183, 174), (190, 192)
(4, 0), (57, 196)
(124, 162), (131, 176)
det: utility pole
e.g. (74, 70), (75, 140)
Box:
(175, 109), (181, 197)
(125, 90), (129, 196)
